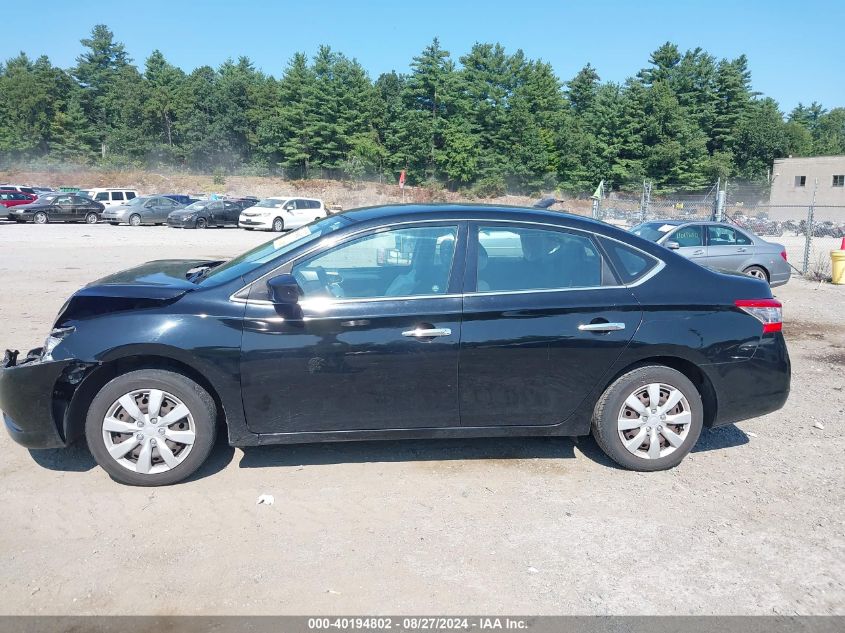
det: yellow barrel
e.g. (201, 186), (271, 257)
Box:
(832, 250), (845, 285)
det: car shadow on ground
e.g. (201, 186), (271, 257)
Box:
(693, 424), (750, 453)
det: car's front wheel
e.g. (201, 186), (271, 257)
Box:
(591, 365), (703, 471)
(33, 211), (48, 224)
(196, 217), (207, 229)
(85, 369), (217, 486)
(272, 217), (284, 232)
(129, 214), (141, 227)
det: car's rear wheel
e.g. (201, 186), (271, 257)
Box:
(129, 214), (141, 227)
(591, 365), (703, 471)
(85, 369), (217, 486)
(272, 217), (284, 232)
(743, 265), (769, 283)
(85, 212), (98, 224)
(196, 217), (207, 229)
(34, 211), (48, 224)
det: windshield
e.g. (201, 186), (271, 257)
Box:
(125, 196), (145, 206)
(198, 215), (353, 286)
(184, 201), (209, 211)
(78, 190), (92, 198)
(252, 198), (287, 209)
(631, 222), (677, 242)
(39, 195), (58, 203)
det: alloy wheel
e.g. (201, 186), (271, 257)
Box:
(85, 212), (98, 224)
(34, 211), (47, 224)
(746, 268), (767, 281)
(129, 214), (141, 226)
(101, 389), (196, 475)
(273, 217), (284, 232)
(196, 218), (207, 229)
(617, 383), (692, 460)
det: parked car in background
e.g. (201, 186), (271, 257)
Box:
(6, 193), (104, 224)
(167, 198), (247, 229)
(0, 192), (37, 208)
(31, 186), (56, 196)
(631, 220), (790, 287)
(238, 197), (327, 232)
(102, 195), (184, 226)
(0, 205), (790, 485)
(78, 188), (138, 208)
(161, 194), (199, 206)
(0, 184), (37, 195)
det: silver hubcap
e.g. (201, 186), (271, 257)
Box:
(747, 268), (765, 280)
(86, 214), (97, 223)
(102, 389), (196, 474)
(35, 213), (46, 224)
(617, 383), (692, 460)
(130, 216), (140, 226)
(274, 219), (283, 231)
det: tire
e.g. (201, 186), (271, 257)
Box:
(591, 365), (703, 472)
(743, 265), (769, 283)
(34, 211), (48, 224)
(85, 212), (98, 224)
(85, 369), (217, 486)
(272, 217), (284, 232)
(129, 214), (141, 227)
(196, 217), (207, 229)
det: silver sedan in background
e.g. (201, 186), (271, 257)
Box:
(631, 220), (791, 287)
(101, 196), (184, 226)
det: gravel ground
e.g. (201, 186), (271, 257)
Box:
(0, 222), (843, 615)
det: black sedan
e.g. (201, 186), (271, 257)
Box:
(6, 193), (104, 224)
(166, 198), (253, 229)
(0, 205), (790, 485)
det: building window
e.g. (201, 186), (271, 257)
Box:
(833, 175), (844, 187)
(795, 176), (806, 187)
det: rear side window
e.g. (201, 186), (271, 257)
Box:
(112, 191), (125, 201)
(707, 225), (752, 246)
(599, 237), (660, 284)
(20, 187), (34, 194)
(475, 226), (606, 292)
(126, 191), (136, 200)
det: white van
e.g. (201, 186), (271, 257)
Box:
(79, 188), (139, 207)
(238, 197), (327, 232)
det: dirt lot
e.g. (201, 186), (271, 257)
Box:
(0, 222), (843, 616)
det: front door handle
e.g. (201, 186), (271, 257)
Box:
(692, 249), (704, 255)
(402, 327), (452, 338)
(578, 322), (626, 332)
(737, 247), (747, 252)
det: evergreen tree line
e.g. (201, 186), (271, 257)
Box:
(1, 25), (843, 194)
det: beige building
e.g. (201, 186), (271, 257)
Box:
(768, 156), (845, 221)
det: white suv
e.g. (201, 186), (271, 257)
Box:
(79, 188), (138, 207)
(239, 197), (327, 232)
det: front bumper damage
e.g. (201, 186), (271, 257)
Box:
(1, 348), (98, 449)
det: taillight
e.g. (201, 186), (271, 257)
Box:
(735, 299), (782, 333)
(780, 250), (787, 261)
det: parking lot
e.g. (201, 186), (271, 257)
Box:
(0, 221), (843, 615)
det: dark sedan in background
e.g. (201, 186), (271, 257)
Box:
(101, 195), (185, 226)
(632, 220), (791, 286)
(166, 198), (255, 228)
(0, 205), (790, 485)
(6, 193), (104, 224)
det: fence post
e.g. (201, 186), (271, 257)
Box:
(802, 179), (818, 275)
(640, 180), (651, 222)
(591, 180), (604, 219)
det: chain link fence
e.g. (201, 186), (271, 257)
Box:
(588, 179), (844, 280)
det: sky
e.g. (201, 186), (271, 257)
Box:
(2, 0), (843, 112)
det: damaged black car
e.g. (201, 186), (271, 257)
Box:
(0, 205), (790, 486)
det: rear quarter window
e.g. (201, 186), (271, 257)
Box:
(599, 237), (661, 284)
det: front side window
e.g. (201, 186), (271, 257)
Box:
(292, 226), (458, 299)
(668, 225), (703, 247)
(475, 226), (605, 292)
(707, 225), (752, 246)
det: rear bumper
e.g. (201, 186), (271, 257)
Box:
(703, 333), (791, 427)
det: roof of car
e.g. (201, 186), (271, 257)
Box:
(339, 203), (607, 227)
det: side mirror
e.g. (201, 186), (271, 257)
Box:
(284, 203), (294, 211)
(665, 240), (681, 250)
(266, 274), (301, 305)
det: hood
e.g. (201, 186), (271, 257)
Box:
(53, 259), (214, 326)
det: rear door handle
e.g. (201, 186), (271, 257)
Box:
(693, 249), (704, 255)
(402, 327), (452, 338)
(578, 322), (626, 332)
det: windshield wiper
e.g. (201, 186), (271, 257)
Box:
(186, 261), (225, 282)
